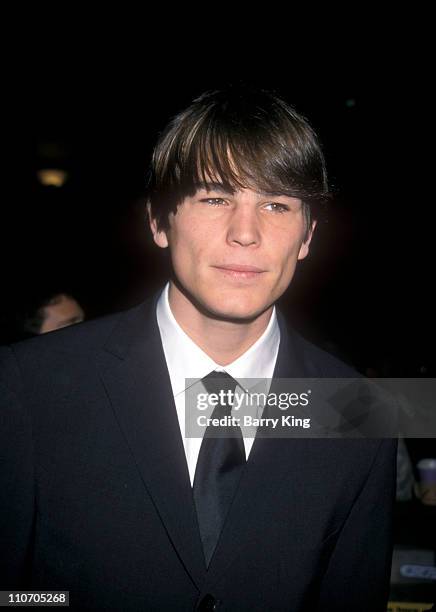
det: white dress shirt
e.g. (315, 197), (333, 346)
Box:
(156, 282), (280, 485)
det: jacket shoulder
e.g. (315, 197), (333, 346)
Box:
(286, 324), (360, 378)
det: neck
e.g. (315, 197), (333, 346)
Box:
(167, 282), (273, 366)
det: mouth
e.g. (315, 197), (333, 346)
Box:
(211, 264), (266, 279)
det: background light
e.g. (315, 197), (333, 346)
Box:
(37, 168), (69, 187)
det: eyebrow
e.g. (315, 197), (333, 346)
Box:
(194, 181), (291, 198)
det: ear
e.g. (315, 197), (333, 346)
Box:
(147, 202), (169, 249)
(297, 220), (317, 261)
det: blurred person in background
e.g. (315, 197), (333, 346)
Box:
(0, 289), (85, 345)
(23, 291), (85, 335)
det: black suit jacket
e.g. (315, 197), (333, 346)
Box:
(0, 290), (398, 611)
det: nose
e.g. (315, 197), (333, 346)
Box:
(226, 206), (261, 247)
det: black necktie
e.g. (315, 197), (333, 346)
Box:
(193, 370), (246, 567)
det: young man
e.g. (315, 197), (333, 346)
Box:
(0, 85), (397, 611)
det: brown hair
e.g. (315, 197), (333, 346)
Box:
(146, 84), (329, 240)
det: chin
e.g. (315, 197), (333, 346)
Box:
(200, 294), (270, 323)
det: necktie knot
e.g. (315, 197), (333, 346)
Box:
(201, 370), (237, 394)
(201, 371), (238, 419)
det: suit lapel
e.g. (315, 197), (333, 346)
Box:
(96, 292), (207, 590)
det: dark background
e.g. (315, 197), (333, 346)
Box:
(1, 63), (433, 377)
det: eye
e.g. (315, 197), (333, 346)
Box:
(264, 202), (290, 213)
(200, 198), (227, 206)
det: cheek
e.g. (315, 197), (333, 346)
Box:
(265, 237), (304, 292)
(169, 222), (214, 264)
(268, 233), (302, 270)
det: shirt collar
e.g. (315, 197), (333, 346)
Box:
(156, 282), (280, 397)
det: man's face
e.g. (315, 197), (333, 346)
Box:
(149, 182), (315, 321)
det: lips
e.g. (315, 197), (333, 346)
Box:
(211, 264), (266, 281)
(213, 264), (265, 273)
